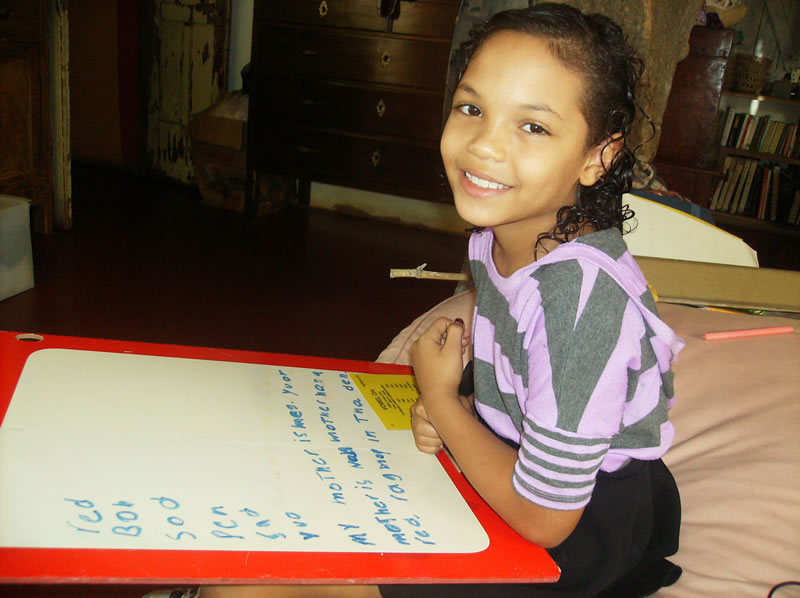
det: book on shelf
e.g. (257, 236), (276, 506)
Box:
(735, 115), (753, 149)
(713, 156), (739, 212)
(720, 109), (799, 160)
(743, 116), (762, 150)
(719, 106), (735, 147)
(721, 158), (746, 213)
(735, 159), (758, 215)
(788, 191), (800, 225)
(759, 121), (778, 153)
(780, 123), (797, 158)
(710, 155), (734, 211)
(770, 165), (781, 221)
(725, 112), (746, 147)
(747, 164), (800, 224)
(728, 159), (748, 214)
(768, 123), (787, 155)
(749, 115), (770, 151)
(775, 166), (799, 223)
(743, 163), (766, 218)
(757, 168), (772, 220)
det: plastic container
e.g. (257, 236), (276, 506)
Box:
(0, 195), (34, 301)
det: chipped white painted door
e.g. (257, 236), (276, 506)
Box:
(146, 0), (230, 183)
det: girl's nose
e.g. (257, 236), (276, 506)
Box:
(466, 122), (506, 162)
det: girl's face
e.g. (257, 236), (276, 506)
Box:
(441, 31), (605, 245)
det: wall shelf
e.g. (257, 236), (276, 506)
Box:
(722, 89), (800, 107)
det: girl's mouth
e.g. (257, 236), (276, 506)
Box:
(464, 171), (511, 191)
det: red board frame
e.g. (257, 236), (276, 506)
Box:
(0, 331), (559, 585)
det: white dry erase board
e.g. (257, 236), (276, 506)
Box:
(0, 348), (487, 553)
(0, 333), (560, 584)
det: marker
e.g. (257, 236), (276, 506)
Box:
(702, 325), (794, 341)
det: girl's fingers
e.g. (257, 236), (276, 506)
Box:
(411, 399), (443, 453)
(415, 438), (443, 454)
(421, 317), (451, 342)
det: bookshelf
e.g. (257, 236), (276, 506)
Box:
(717, 91), (800, 166)
(708, 90), (800, 270)
(711, 91), (799, 222)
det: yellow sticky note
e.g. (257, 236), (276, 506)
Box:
(349, 373), (419, 430)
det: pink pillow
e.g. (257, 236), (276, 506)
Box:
(376, 289), (476, 366)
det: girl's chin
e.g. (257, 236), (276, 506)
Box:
(453, 199), (500, 229)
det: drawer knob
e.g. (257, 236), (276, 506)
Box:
(376, 99), (386, 118)
(380, 52), (391, 68)
(318, 0), (328, 18)
(371, 150), (381, 167)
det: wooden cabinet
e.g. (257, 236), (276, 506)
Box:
(654, 26), (735, 208)
(0, 0), (52, 232)
(246, 0), (459, 214)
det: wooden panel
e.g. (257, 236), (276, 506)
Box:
(258, 0), (391, 32)
(68, 0), (123, 166)
(653, 161), (720, 208)
(0, 55), (34, 181)
(390, 1), (459, 38)
(0, 0), (51, 232)
(146, 0), (230, 184)
(251, 124), (449, 202)
(0, 0), (41, 42)
(252, 79), (444, 141)
(158, 19), (187, 123)
(258, 26), (450, 90)
(259, 0), (458, 39)
(189, 23), (217, 116)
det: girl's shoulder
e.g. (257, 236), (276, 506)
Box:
(536, 228), (646, 294)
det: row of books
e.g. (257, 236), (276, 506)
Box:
(719, 107), (799, 159)
(710, 156), (800, 225)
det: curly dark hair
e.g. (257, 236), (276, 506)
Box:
(459, 3), (648, 251)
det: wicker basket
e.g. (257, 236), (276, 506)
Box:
(734, 55), (771, 94)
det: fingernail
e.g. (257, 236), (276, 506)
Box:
(454, 318), (464, 326)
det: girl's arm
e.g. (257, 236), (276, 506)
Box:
(410, 318), (583, 548)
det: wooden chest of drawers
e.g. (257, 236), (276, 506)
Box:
(246, 0), (459, 213)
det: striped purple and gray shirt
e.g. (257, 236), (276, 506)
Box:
(469, 228), (683, 511)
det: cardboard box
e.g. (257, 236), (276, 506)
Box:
(189, 93), (289, 215)
(638, 256), (800, 313)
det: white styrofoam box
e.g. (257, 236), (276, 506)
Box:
(0, 195), (35, 301)
(624, 193), (759, 268)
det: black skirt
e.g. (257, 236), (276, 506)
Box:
(380, 362), (682, 598)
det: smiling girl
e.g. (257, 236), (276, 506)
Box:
(406, 4), (685, 597)
(200, 4), (684, 598)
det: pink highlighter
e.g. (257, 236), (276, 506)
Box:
(702, 326), (795, 341)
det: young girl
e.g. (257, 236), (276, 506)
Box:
(201, 4), (684, 598)
(404, 4), (684, 597)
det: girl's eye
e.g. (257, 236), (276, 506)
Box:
(522, 123), (548, 135)
(456, 103), (481, 117)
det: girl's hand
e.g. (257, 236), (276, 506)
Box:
(410, 317), (466, 400)
(410, 397), (443, 454)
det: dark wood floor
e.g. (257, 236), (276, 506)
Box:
(1, 164), (468, 361)
(0, 164), (468, 598)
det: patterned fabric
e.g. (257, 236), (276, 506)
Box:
(469, 228), (683, 510)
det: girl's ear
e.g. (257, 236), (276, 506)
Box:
(579, 135), (623, 186)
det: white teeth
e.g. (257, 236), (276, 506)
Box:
(465, 171), (509, 190)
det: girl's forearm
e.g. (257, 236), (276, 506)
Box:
(424, 392), (582, 548)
